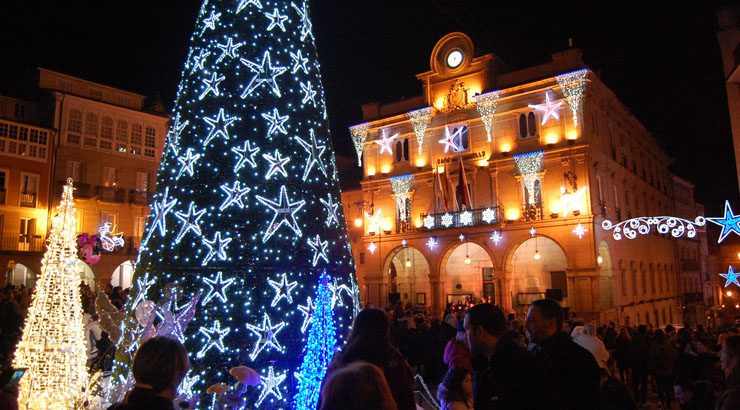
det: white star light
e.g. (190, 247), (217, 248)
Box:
(367, 241), (377, 254)
(439, 126), (461, 153)
(196, 320), (230, 358)
(295, 129), (327, 181)
(297, 296), (313, 333)
(201, 232), (232, 266)
(706, 200), (740, 243)
(572, 223), (587, 239)
(458, 233), (466, 242)
(201, 271), (235, 306)
(300, 81), (317, 106)
(256, 185), (306, 242)
(246, 313), (286, 361)
(528, 91), (564, 125)
(490, 231), (503, 245)
(219, 180), (251, 211)
(256, 366), (286, 407)
(261, 108), (289, 136)
(375, 130), (397, 155)
(307, 234), (329, 266)
(202, 11), (221, 33)
(190, 50), (211, 74)
(179, 372), (200, 400)
(240, 50), (288, 98)
(482, 208), (497, 224)
(203, 108), (238, 146)
(290, 50), (309, 74)
(426, 237), (438, 250)
(291, 1), (314, 41)
(262, 149), (290, 180)
(441, 213), (454, 227)
(176, 148), (201, 179)
(319, 193), (339, 227)
(231, 140), (260, 172)
(401, 239), (407, 247)
(236, 0), (262, 13)
(423, 215), (435, 229)
(130, 272), (156, 308)
(148, 187), (177, 239)
(460, 211), (473, 226)
(268, 273), (298, 306)
(215, 37), (244, 64)
(529, 226), (537, 237)
(329, 279), (352, 308)
(198, 72), (225, 100)
(174, 201), (206, 244)
(265, 8), (288, 31)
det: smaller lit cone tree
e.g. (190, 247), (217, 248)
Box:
(13, 178), (87, 409)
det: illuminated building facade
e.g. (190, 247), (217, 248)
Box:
(342, 32), (697, 325)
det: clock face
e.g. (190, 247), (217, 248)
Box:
(446, 50), (463, 69)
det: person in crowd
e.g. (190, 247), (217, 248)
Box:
(464, 303), (547, 409)
(649, 329), (676, 409)
(525, 299), (601, 410)
(444, 320), (472, 371)
(325, 308), (416, 410)
(109, 336), (190, 410)
(437, 367), (473, 410)
(603, 321), (618, 351)
(630, 325), (650, 405)
(673, 379), (715, 410)
(85, 313), (103, 367)
(614, 327), (633, 385)
(716, 334), (740, 410)
(572, 324), (610, 369)
(599, 358), (635, 410)
(320, 361), (398, 410)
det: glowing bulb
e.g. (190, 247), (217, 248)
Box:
(477, 159), (489, 167)
(464, 255), (471, 264)
(354, 218), (362, 228)
(545, 133), (558, 145)
(415, 157), (426, 168)
(566, 130), (578, 140)
(367, 167), (376, 176)
(380, 164), (391, 174)
(501, 143), (512, 153)
(736, 303), (739, 309)
(533, 249), (541, 261)
(381, 219), (392, 232)
(437, 165), (445, 174)
(414, 219), (423, 228)
(597, 254), (603, 265)
(405, 258), (411, 268)
(737, 251), (740, 260)
(728, 290), (734, 297)
(505, 208), (520, 221)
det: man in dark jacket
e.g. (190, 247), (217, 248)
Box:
(464, 303), (548, 409)
(525, 299), (601, 410)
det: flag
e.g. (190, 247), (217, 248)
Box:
(458, 157), (473, 210)
(444, 165), (458, 211)
(436, 166), (449, 211)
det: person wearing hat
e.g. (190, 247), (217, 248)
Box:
(444, 318), (472, 371)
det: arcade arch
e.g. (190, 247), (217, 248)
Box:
(76, 260), (96, 291)
(385, 247), (431, 308)
(111, 260), (135, 290)
(441, 241), (494, 304)
(7, 263), (36, 287)
(505, 236), (567, 315)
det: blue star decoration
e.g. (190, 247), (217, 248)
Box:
(246, 313), (286, 361)
(201, 271), (236, 306)
(256, 366), (286, 407)
(255, 185), (306, 242)
(240, 50), (288, 98)
(196, 320), (230, 358)
(201, 231), (232, 266)
(268, 273), (298, 306)
(707, 200), (740, 243)
(174, 201), (206, 244)
(721, 266), (740, 287)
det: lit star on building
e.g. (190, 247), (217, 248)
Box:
(572, 223), (587, 239)
(438, 126), (460, 153)
(720, 266), (740, 287)
(367, 241), (377, 254)
(528, 91), (563, 125)
(426, 237), (438, 250)
(706, 200), (740, 243)
(490, 231), (502, 245)
(375, 130), (397, 155)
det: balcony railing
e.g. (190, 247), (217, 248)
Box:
(129, 190), (152, 205)
(521, 202), (544, 221)
(19, 192), (37, 208)
(420, 206), (500, 231)
(0, 233), (45, 252)
(97, 186), (126, 203)
(394, 219), (418, 234)
(57, 180), (93, 198)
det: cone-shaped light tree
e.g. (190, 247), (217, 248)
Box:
(112, 0), (360, 408)
(13, 178), (87, 409)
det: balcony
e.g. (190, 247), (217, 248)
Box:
(0, 233), (45, 253)
(97, 185), (126, 203)
(521, 202), (544, 222)
(19, 192), (37, 207)
(420, 206), (500, 231)
(129, 190), (152, 205)
(57, 180), (93, 199)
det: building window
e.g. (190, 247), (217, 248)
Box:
(20, 173), (39, 207)
(631, 269), (637, 296)
(131, 123), (143, 145)
(67, 109), (82, 145)
(394, 139), (409, 163)
(0, 170), (6, 205)
(134, 216), (146, 239)
(116, 119), (129, 142)
(518, 112), (538, 139)
(445, 124), (469, 153)
(135, 171), (149, 192)
(100, 211), (118, 228)
(66, 160), (83, 182)
(620, 269), (627, 297)
(19, 218), (36, 243)
(145, 126), (156, 158)
(524, 179), (542, 205)
(102, 166), (116, 187)
(101, 116), (114, 140)
(84, 112), (98, 148)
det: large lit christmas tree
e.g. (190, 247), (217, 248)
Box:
(111, 1), (360, 408)
(13, 178), (87, 409)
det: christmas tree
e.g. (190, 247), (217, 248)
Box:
(111, 1), (360, 408)
(293, 271), (337, 410)
(13, 178), (87, 409)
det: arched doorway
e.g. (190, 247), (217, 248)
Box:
(111, 260), (135, 290)
(505, 236), (567, 316)
(442, 242), (494, 304)
(386, 247), (430, 309)
(7, 263), (36, 288)
(75, 260), (96, 291)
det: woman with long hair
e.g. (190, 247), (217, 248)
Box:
(437, 367), (473, 410)
(717, 334), (740, 410)
(614, 327), (633, 385)
(320, 361), (398, 410)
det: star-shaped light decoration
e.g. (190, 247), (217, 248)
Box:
(460, 210), (473, 226)
(261, 108), (289, 137)
(290, 50), (309, 74)
(201, 271), (236, 306)
(295, 129), (327, 181)
(307, 234), (329, 266)
(198, 72), (225, 100)
(147, 187), (177, 240)
(236, 0), (262, 13)
(215, 37), (244, 64)
(176, 148), (201, 179)
(262, 149), (290, 180)
(572, 223), (587, 239)
(441, 213), (454, 228)
(219, 180), (251, 211)
(438, 126), (461, 153)
(720, 266), (740, 287)
(178, 372), (200, 400)
(482, 208), (497, 224)
(268, 273), (298, 307)
(174, 201), (207, 243)
(167, 112), (190, 148)
(240, 50), (288, 98)
(423, 215), (435, 229)
(367, 241), (377, 254)
(231, 140), (260, 172)
(290, 1), (314, 41)
(196, 320), (230, 358)
(265, 8), (288, 32)
(528, 91), (564, 125)
(490, 231), (503, 246)
(246, 314), (286, 361)
(130, 272), (156, 308)
(375, 129), (396, 155)
(201, 232), (232, 266)
(529, 226), (537, 237)
(458, 233), (466, 242)
(255, 185), (306, 242)
(203, 108), (238, 146)
(201, 10), (221, 32)
(297, 296), (313, 333)
(300, 81), (317, 106)
(707, 200), (740, 243)
(426, 237), (438, 250)
(190, 50), (211, 74)
(401, 239), (407, 247)
(319, 193), (339, 227)
(329, 279), (352, 308)
(255, 366), (286, 407)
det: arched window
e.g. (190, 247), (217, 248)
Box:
(84, 112), (98, 148)
(100, 116), (113, 151)
(130, 123), (143, 155)
(145, 126), (156, 158)
(116, 119), (128, 142)
(527, 112), (537, 137)
(67, 109), (82, 145)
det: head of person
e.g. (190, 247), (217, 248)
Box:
(618, 327), (631, 340)
(525, 299), (563, 344)
(342, 308), (392, 365)
(653, 329), (666, 344)
(673, 380), (695, 405)
(464, 303), (506, 356)
(437, 367), (473, 405)
(132, 336), (189, 400)
(721, 334), (740, 385)
(319, 361), (397, 410)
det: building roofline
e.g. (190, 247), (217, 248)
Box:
(37, 67), (148, 99)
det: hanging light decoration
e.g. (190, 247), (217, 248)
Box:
(405, 257), (412, 268)
(473, 90), (500, 142)
(349, 122), (370, 166)
(408, 107), (433, 154)
(555, 68), (588, 127)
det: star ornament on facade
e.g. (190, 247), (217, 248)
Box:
(246, 313), (286, 361)
(297, 296), (313, 333)
(196, 320), (230, 358)
(319, 193), (339, 227)
(490, 231), (503, 246)
(375, 130), (397, 155)
(367, 241), (377, 254)
(707, 200), (740, 243)
(423, 215), (435, 229)
(720, 266), (740, 287)
(307, 234), (329, 267)
(460, 211), (473, 226)
(528, 91), (564, 125)
(201, 232), (232, 266)
(256, 366), (286, 407)
(231, 140), (260, 172)
(262, 149), (290, 180)
(261, 108), (289, 137)
(203, 108), (238, 146)
(240, 50), (288, 99)
(215, 37), (244, 64)
(219, 180), (251, 211)
(174, 201), (207, 244)
(572, 223), (588, 239)
(458, 233), (466, 242)
(268, 273), (299, 307)
(255, 185), (306, 242)
(290, 50), (309, 74)
(291, 1), (314, 41)
(176, 148), (201, 179)
(441, 213), (454, 227)
(265, 8), (288, 32)
(295, 129), (327, 181)
(482, 208), (497, 224)
(201, 271), (236, 306)
(438, 126), (461, 153)
(198, 72), (226, 101)
(426, 237), (438, 250)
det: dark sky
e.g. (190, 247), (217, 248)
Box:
(1, 0), (736, 211)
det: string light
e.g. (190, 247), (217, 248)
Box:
(602, 215), (706, 241)
(555, 68), (588, 126)
(390, 174), (414, 222)
(408, 107), (432, 154)
(349, 122), (369, 166)
(473, 90), (500, 142)
(514, 151), (544, 205)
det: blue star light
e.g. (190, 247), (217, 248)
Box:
(721, 266), (740, 287)
(203, 108), (238, 146)
(215, 37), (244, 64)
(174, 202), (206, 244)
(196, 320), (230, 358)
(268, 273), (298, 306)
(240, 50), (288, 98)
(201, 232), (232, 266)
(707, 200), (740, 243)
(261, 108), (289, 136)
(255, 185), (306, 242)
(265, 8), (288, 32)
(176, 148), (201, 179)
(231, 140), (260, 172)
(295, 129), (326, 181)
(201, 271), (236, 305)
(246, 313), (286, 361)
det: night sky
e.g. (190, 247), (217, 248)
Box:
(1, 0), (736, 212)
